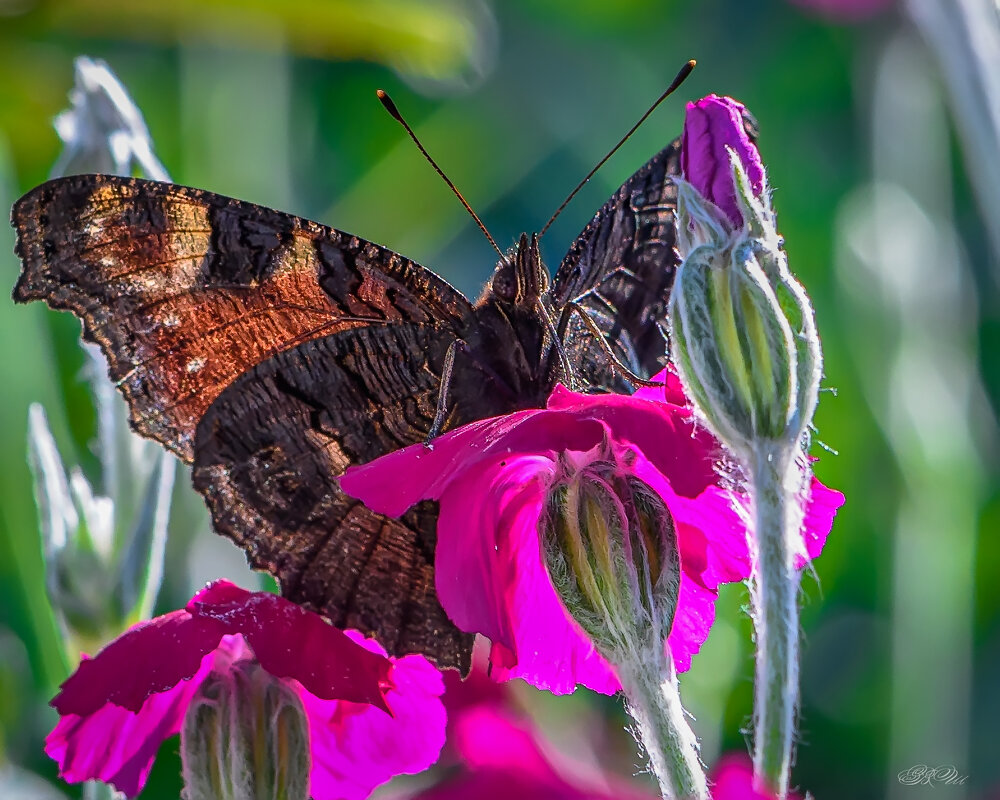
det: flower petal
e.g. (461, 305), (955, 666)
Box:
(544, 388), (720, 499)
(681, 94), (764, 226)
(341, 411), (605, 516)
(709, 752), (802, 799)
(45, 641), (220, 796)
(625, 451), (747, 669)
(631, 367), (691, 407)
(343, 382), (843, 696)
(302, 632), (446, 800)
(433, 451), (620, 695)
(801, 475), (845, 562)
(189, 581), (390, 708)
(51, 608), (227, 716)
(414, 705), (658, 800)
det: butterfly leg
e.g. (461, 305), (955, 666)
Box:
(536, 299), (576, 388)
(425, 338), (468, 444)
(564, 301), (663, 388)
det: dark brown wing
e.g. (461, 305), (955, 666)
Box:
(551, 138), (682, 379)
(12, 175), (473, 460)
(194, 324), (475, 669)
(12, 174), (477, 668)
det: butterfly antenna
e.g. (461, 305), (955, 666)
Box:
(538, 59), (696, 238)
(377, 89), (505, 261)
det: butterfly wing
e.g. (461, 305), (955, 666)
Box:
(194, 324), (474, 669)
(13, 174), (477, 668)
(551, 138), (682, 381)
(13, 175), (473, 460)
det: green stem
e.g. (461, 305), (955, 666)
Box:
(749, 445), (804, 798)
(618, 652), (707, 800)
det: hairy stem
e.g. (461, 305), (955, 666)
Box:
(619, 652), (707, 800)
(749, 445), (804, 798)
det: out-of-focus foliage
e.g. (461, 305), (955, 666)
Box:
(0, 1), (997, 799)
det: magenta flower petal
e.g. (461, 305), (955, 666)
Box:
(342, 411), (606, 517)
(46, 581), (446, 798)
(188, 581), (390, 708)
(45, 645), (220, 796)
(433, 446), (620, 695)
(544, 386), (720, 498)
(415, 705), (657, 800)
(51, 610), (225, 717)
(801, 475), (845, 561)
(440, 639), (509, 731)
(709, 753), (802, 799)
(453, 706), (565, 776)
(53, 581), (388, 718)
(681, 94), (765, 226)
(304, 632), (446, 800)
(344, 395), (738, 693)
(632, 367), (689, 407)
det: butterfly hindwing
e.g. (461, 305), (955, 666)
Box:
(12, 174), (473, 460)
(193, 323), (474, 669)
(13, 173), (477, 669)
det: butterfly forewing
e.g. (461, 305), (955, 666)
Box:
(12, 175), (473, 460)
(552, 137), (682, 380)
(13, 174), (478, 669)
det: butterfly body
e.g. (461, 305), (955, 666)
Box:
(13, 132), (687, 671)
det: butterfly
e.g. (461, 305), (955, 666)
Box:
(12, 88), (710, 672)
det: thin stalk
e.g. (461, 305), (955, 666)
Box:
(748, 445), (804, 798)
(619, 652), (707, 800)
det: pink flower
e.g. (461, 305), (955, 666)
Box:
(341, 372), (843, 696)
(787, 0), (894, 22)
(46, 580), (446, 799)
(710, 754), (803, 800)
(415, 704), (656, 800)
(681, 94), (765, 227)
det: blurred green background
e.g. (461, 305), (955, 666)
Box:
(0, 0), (997, 798)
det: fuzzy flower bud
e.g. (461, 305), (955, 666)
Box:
(27, 58), (176, 661)
(671, 94), (832, 798)
(681, 95), (764, 228)
(52, 56), (168, 180)
(181, 658), (310, 800)
(670, 96), (821, 460)
(540, 438), (680, 665)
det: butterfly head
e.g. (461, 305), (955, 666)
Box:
(491, 232), (549, 307)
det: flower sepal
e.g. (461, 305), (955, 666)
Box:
(670, 150), (821, 460)
(182, 657), (310, 800)
(540, 438), (680, 666)
(675, 178), (734, 254)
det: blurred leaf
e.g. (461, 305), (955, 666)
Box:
(0, 766), (68, 800)
(35, 0), (495, 89)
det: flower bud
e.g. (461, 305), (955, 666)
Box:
(540, 440), (680, 663)
(52, 56), (168, 180)
(181, 657), (311, 800)
(27, 393), (175, 658)
(26, 58), (176, 661)
(671, 122), (822, 460)
(681, 95), (764, 228)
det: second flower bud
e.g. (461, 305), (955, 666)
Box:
(540, 439), (680, 664)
